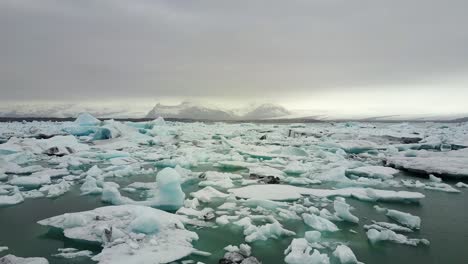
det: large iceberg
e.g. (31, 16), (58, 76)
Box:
(38, 205), (199, 264)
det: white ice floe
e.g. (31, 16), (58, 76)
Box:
(234, 216), (295, 242)
(284, 238), (330, 264)
(74, 113), (101, 126)
(198, 171), (241, 189)
(80, 176), (103, 195)
(346, 166), (399, 180)
(39, 180), (72, 198)
(0, 185), (24, 206)
(191, 186), (229, 203)
(53, 248), (93, 259)
(333, 245), (359, 264)
(38, 205), (199, 264)
(0, 246), (8, 252)
(366, 229), (429, 246)
(0, 255), (49, 264)
(363, 221), (413, 233)
(333, 198), (359, 223)
(386, 209), (421, 229)
(303, 213), (339, 232)
(387, 153), (468, 178)
(229, 185), (424, 202)
(456, 182), (468, 188)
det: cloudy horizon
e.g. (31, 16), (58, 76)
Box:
(1, 0), (468, 117)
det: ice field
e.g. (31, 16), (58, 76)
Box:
(1, 114), (468, 264)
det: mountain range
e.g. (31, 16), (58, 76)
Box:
(145, 102), (291, 120)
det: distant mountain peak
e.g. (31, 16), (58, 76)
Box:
(146, 102), (291, 120)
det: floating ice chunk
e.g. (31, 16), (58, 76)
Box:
(249, 166), (285, 179)
(229, 185), (424, 203)
(284, 161), (308, 175)
(0, 185), (24, 206)
(303, 213), (339, 232)
(40, 180), (72, 198)
(9, 175), (50, 188)
(150, 167), (185, 210)
(86, 165), (103, 178)
(363, 221), (413, 233)
(424, 182), (460, 193)
(0, 254), (49, 264)
(333, 245), (358, 264)
(387, 156), (468, 178)
(429, 174), (442, 183)
(38, 205), (199, 264)
(284, 238), (330, 264)
(198, 171), (241, 189)
(386, 209), (421, 229)
(216, 215), (230, 225)
(336, 140), (379, 154)
(346, 166), (399, 179)
(74, 113), (101, 126)
(53, 248), (93, 259)
(333, 199), (359, 223)
(0, 246), (8, 252)
(128, 214), (161, 234)
(234, 217), (295, 242)
(216, 160), (253, 170)
(366, 229), (429, 246)
(101, 183), (133, 205)
(191, 186), (229, 203)
(456, 182), (468, 188)
(304, 231), (321, 243)
(80, 176), (103, 195)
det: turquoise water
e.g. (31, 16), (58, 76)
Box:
(1, 172), (468, 264)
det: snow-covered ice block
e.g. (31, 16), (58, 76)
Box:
(333, 245), (359, 264)
(0, 185), (24, 206)
(284, 238), (330, 264)
(229, 185), (424, 202)
(303, 213), (339, 232)
(333, 199), (359, 223)
(38, 205), (199, 264)
(74, 113), (101, 126)
(234, 217), (295, 242)
(346, 166), (399, 179)
(367, 229), (429, 246)
(0, 254), (49, 264)
(386, 209), (421, 229)
(191, 186), (229, 203)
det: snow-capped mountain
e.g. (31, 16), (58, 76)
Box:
(146, 102), (233, 120)
(241, 103), (291, 119)
(146, 102), (291, 120)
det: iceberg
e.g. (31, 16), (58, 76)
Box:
(303, 213), (339, 232)
(0, 185), (24, 206)
(284, 238), (330, 264)
(234, 216), (295, 242)
(74, 112), (101, 126)
(367, 229), (429, 246)
(0, 255), (49, 264)
(229, 185), (425, 203)
(38, 205), (199, 264)
(333, 245), (359, 264)
(386, 209), (421, 229)
(333, 198), (359, 223)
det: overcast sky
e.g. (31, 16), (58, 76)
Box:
(1, 0), (468, 114)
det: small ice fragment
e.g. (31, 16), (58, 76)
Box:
(333, 199), (359, 223)
(303, 213), (339, 232)
(386, 209), (421, 229)
(333, 245), (358, 264)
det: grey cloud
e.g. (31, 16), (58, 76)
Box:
(1, 0), (468, 101)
